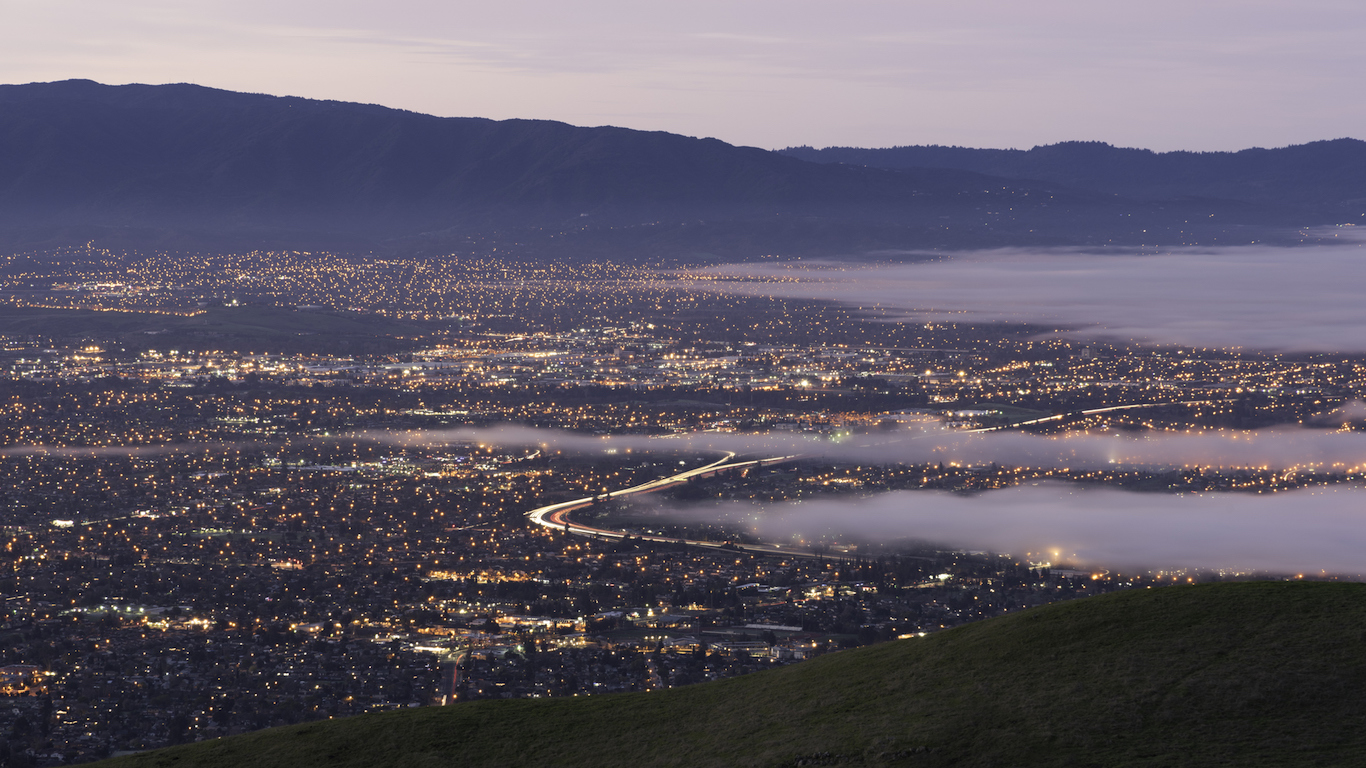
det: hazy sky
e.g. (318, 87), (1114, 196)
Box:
(4, 0), (1363, 151)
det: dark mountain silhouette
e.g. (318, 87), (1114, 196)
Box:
(0, 80), (1006, 229)
(0, 80), (1347, 257)
(781, 140), (1366, 216)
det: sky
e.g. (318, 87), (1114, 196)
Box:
(4, 0), (1364, 151)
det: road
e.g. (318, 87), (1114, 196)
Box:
(526, 399), (1221, 555)
(525, 451), (825, 558)
(963, 400), (1221, 433)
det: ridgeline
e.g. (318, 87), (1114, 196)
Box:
(102, 581), (1366, 768)
(0, 81), (1348, 256)
(781, 140), (1366, 216)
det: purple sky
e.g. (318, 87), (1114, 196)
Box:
(5, 1), (1363, 151)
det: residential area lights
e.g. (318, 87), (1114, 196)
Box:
(0, 249), (1361, 761)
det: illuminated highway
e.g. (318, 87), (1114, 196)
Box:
(526, 399), (1230, 556)
(964, 400), (1224, 433)
(526, 451), (815, 557)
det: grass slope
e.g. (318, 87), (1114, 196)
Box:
(103, 582), (1366, 768)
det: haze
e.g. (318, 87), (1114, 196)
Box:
(701, 484), (1366, 575)
(703, 236), (1366, 352)
(370, 423), (1366, 475)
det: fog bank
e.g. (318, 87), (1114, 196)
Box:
(699, 238), (1366, 352)
(364, 424), (1366, 472)
(713, 485), (1366, 574)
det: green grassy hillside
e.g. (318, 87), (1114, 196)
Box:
(103, 582), (1366, 768)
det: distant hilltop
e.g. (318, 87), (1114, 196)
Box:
(0, 80), (1360, 256)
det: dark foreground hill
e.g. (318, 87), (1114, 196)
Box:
(0, 81), (1339, 256)
(102, 581), (1366, 768)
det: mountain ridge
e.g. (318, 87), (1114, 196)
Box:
(0, 80), (1353, 256)
(0, 80), (1005, 220)
(780, 139), (1366, 212)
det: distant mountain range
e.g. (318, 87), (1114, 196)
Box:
(0, 80), (1359, 258)
(780, 140), (1366, 216)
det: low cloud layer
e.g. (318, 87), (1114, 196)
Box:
(350, 424), (824, 458)
(698, 237), (1366, 352)
(365, 424), (1366, 473)
(13, 422), (1361, 474)
(10, 427), (1361, 573)
(863, 427), (1366, 473)
(715, 485), (1366, 575)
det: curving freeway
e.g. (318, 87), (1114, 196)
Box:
(526, 400), (1223, 556)
(525, 452), (820, 558)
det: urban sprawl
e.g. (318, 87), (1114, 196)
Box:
(0, 249), (1362, 764)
